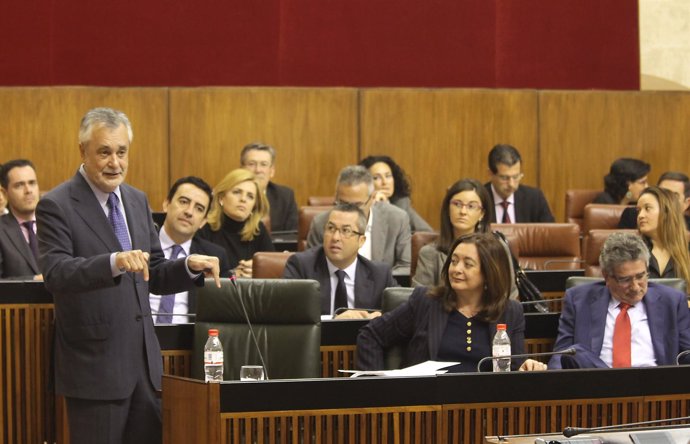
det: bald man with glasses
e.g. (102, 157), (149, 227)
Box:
(484, 144), (555, 223)
(549, 232), (690, 369)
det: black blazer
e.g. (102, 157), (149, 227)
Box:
(356, 286), (526, 370)
(0, 213), (40, 279)
(187, 236), (230, 311)
(484, 183), (555, 223)
(266, 181), (298, 232)
(283, 246), (397, 315)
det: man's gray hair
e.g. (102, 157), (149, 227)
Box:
(240, 142), (276, 165)
(79, 108), (133, 145)
(336, 165), (374, 195)
(327, 203), (368, 233)
(599, 232), (650, 276)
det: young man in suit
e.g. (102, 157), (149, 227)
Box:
(285, 203), (397, 318)
(149, 176), (231, 324)
(240, 142), (299, 232)
(0, 159), (42, 279)
(549, 232), (690, 369)
(36, 108), (221, 444)
(307, 165), (411, 273)
(485, 144), (555, 223)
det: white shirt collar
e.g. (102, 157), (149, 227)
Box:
(325, 255), (359, 279)
(159, 226), (192, 256)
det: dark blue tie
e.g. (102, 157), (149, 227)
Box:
(156, 244), (185, 324)
(107, 192), (132, 251)
(334, 269), (348, 313)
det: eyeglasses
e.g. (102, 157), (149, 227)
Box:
(325, 223), (363, 239)
(611, 271), (648, 288)
(244, 161), (272, 169)
(495, 173), (524, 183)
(335, 195), (372, 209)
(449, 200), (482, 212)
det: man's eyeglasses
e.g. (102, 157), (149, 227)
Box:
(495, 173), (524, 183)
(611, 271), (648, 288)
(449, 200), (482, 212)
(325, 223), (363, 239)
(335, 195), (371, 209)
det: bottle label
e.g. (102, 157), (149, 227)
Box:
(204, 351), (224, 364)
(492, 345), (510, 357)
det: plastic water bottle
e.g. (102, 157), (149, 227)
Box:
(204, 329), (224, 382)
(492, 324), (511, 372)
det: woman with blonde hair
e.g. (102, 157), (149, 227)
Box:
(636, 186), (690, 285)
(197, 169), (274, 277)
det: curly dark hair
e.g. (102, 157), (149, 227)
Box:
(359, 155), (411, 199)
(603, 158), (650, 203)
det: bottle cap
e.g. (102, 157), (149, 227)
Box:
(497, 324), (507, 330)
(208, 329), (219, 336)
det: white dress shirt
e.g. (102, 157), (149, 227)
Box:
(325, 257), (358, 316)
(599, 296), (657, 368)
(149, 227), (194, 324)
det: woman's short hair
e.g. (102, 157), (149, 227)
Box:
(429, 232), (511, 322)
(603, 158), (651, 202)
(599, 232), (649, 277)
(437, 179), (494, 254)
(206, 169), (269, 241)
(359, 155), (411, 199)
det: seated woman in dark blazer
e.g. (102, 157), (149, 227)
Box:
(637, 186), (690, 285)
(593, 158), (650, 205)
(356, 233), (545, 372)
(197, 168), (274, 277)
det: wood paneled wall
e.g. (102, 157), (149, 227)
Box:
(2, 87), (690, 228)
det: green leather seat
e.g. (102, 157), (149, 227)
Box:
(192, 278), (321, 380)
(381, 287), (414, 370)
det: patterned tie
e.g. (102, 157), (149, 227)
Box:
(334, 269), (349, 314)
(612, 303), (632, 368)
(21, 220), (39, 262)
(156, 244), (185, 324)
(107, 192), (132, 251)
(500, 201), (512, 224)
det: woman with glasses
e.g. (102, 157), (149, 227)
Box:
(359, 155), (433, 232)
(636, 186), (690, 286)
(412, 179), (517, 300)
(357, 233), (546, 372)
(197, 169), (274, 278)
(593, 158), (651, 205)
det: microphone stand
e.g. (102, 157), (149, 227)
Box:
(476, 348), (576, 372)
(229, 274), (270, 380)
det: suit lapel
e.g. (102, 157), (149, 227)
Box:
(370, 206), (384, 262)
(353, 258), (373, 308)
(314, 248), (333, 314)
(642, 287), (667, 364)
(428, 300), (449, 359)
(589, 285), (610, 357)
(120, 185), (148, 250)
(514, 188), (526, 223)
(70, 174), (121, 252)
(2, 216), (39, 273)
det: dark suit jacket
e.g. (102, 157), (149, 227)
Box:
(283, 246), (397, 315)
(187, 236), (230, 311)
(484, 183), (555, 223)
(36, 172), (200, 400)
(0, 213), (40, 279)
(549, 281), (690, 369)
(356, 286), (526, 370)
(266, 181), (298, 232)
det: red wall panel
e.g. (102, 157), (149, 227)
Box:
(0, 1), (639, 89)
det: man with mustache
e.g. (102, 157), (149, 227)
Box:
(285, 203), (396, 318)
(36, 107), (221, 444)
(0, 159), (42, 279)
(549, 232), (690, 369)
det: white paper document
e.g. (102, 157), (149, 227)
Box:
(339, 360), (460, 378)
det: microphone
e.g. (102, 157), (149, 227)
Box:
(562, 415), (690, 438)
(228, 272), (270, 380)
(476, 348), (576, 372)
(676, 349), (690, 365)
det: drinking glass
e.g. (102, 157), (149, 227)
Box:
(240, 365), (265, 381)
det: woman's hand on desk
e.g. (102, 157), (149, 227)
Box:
(519, 359), (548, 371)
(334, 310), (382, 320)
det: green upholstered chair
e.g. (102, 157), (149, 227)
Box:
(192, 278), (321, 380)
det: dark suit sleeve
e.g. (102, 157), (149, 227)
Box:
(282, 254), (304, 279)
(505, 301), (526, 370)
(284, 191), (298, 232)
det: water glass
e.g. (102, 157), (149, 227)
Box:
(240, 365), (265, 381)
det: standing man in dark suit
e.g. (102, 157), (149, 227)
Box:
(36, 108), (221, 444)
(0, 159), (42, 279)
(284, 203), (397, 318)
(484, 144), (555, 223)
(150, 176), (231, 324)
(240, 142), (298, 232)
(549, 232), (690, 369)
